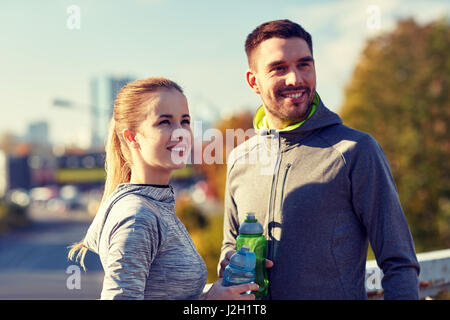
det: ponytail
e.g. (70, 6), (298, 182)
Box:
(102, 118), (132, 202)
(67, 242), (89, 271)
(67, 119), (132, 270)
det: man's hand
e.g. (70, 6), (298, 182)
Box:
(219, 249), (274, 278)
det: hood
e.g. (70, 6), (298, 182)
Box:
(253, 92), (342, 136)
(83, 183), (174, 254)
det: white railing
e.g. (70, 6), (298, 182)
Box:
(366, 248), (450, 299)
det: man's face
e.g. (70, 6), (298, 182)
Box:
(246, 37), (316, 128)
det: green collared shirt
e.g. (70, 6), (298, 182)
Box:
(253, 92), (319, 131)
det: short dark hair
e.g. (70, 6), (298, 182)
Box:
(245, 19), (313, 68)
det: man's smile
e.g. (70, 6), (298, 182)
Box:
(278, 87), (310, 102)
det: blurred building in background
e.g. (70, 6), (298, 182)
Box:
(90, 75), (136, 150)
(25, 121), (49, 146)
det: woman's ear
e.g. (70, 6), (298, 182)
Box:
(246, 69), (261, 94)
(122, 129), (140, 149)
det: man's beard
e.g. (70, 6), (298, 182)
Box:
(266, 86), (315, 122)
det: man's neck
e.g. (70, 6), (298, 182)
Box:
(265, 104), (313, 130)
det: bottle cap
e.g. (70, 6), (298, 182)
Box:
(239, 213), (264, 235)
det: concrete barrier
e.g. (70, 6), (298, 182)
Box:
(366, 248), (450, 299)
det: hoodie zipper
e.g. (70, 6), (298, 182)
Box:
(279, 163), (292, 213)
(267, 132), (282, 261)
(267, 162), (291, 265)
(265, 132), (281, 301)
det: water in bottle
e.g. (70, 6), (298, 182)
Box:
(236, 212), (268, 298)
(222, 246), (256, 292)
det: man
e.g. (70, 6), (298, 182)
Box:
(219, 19), (420, 299)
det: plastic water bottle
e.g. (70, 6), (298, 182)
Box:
(222, 246), (256, 292)
(236, 212), (268, 298)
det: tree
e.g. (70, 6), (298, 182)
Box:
(195, 111), (254, 203)
(175, 192), (208, 232)
(178, 112), (254, 282)
(340, 18), (450, 251)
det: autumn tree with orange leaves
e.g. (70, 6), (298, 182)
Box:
(340, 18), (450, 251)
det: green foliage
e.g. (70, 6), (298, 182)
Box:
(175, 194), (223, 283)
(190, 214), (224, 283)
(340, 18), (450, 251)
(187, 112), (254, 283)
(175, 194), (208, 232)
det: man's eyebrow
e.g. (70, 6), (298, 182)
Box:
(267, 60), (285, 69)
(298, 56), (314, 63)
(267, 56), (314, 69)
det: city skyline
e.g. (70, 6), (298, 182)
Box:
(1, 0), (448, 148)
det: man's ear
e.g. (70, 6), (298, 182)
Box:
(122, 129), (140, 149)
(246, 69), (261, 94)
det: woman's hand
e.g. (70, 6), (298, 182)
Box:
(202, 279), (259, 300)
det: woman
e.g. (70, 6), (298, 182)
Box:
(68, 77), (257, 299)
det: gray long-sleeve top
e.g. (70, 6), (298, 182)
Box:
(83, 183), (207, 299)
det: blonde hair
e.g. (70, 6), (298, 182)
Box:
(68, 77), (184, 270)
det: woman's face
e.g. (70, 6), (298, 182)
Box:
(134, 89), (192, 173)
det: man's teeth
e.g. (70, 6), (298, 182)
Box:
(171, 147), (185, 152)
(284, 92), (304, 98)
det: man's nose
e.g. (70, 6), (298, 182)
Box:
(285, 68), (303, 87)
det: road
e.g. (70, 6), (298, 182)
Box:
(0, 206), (104, 299)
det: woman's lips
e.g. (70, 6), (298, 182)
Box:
(167, 143), (189, 153)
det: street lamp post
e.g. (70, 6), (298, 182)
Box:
(52, 98), (101, 151)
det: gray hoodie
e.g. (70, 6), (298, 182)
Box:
(84, 183), (207, 299)
(220, 94), (420, 299)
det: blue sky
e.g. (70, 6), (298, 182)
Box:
(1, 0), (448, 147)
